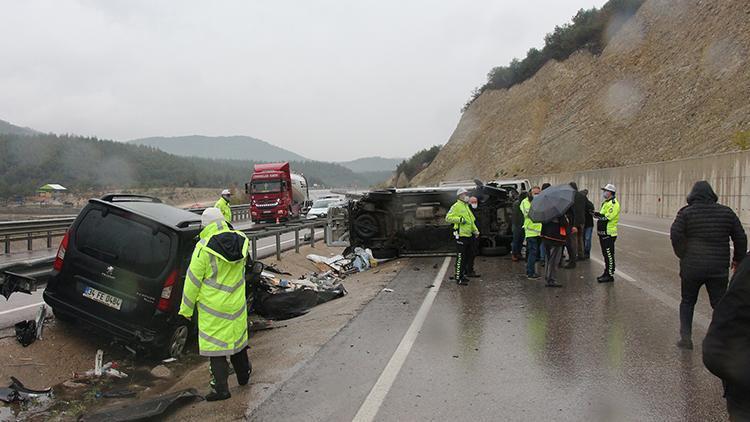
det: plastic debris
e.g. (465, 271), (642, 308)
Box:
(94, 350), (104, 377)
(35, 305), (47, 340)
(382, 288), (394, 293)
(0, 377), (52, 403)
(80, 388), (202, 422)
(74, 351), (128, 379)
(161, 357), (177, 363)
(14, 320), (37, 347)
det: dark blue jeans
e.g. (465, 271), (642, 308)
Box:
(584, 227), (593, 256)
(526, 237), (540, 276)
(512, 225), (524, 256)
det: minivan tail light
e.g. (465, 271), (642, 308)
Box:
(53, 230), (71, 272)
(157, 270), (178, 312)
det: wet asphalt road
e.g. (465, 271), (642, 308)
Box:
(251, 215), (728, 422)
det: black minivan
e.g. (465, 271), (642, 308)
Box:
(43, 194), (203, 358)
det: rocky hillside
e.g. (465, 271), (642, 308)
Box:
(413, 0), (750, 185)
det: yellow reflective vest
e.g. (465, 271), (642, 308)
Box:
(179, 220), (249, 357)
(598, 198), (620, 236)
(215, 197), (232, 223)
(520, 197), (542, 238)
(445, 200), (479, 238)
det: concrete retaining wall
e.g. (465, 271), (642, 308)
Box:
(530, 150), (750, 222)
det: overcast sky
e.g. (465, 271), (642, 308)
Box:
(0, 0), (607, 161)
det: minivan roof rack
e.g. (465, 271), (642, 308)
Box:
(100, 194), (163, 203)
(176, 219), (202, 228)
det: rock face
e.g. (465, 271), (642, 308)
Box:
(413, 0), (750, 185)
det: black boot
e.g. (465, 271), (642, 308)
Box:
(597, 274), (614, 283)
(676, 338), (693, 350)
(206, 390), (232, 401)
(466, 272), (481, 278)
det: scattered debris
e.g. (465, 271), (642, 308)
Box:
(161, 357), (177, 364)
(0, 271), (37, 300)
(0, 377), (52, 403)
(62, 381), (87, 389)
(250, 262), (348, 321)
(382, 288), (394, 293)
(102, 389), (136, 399)
(35, 305), (47, 340)
(74, 350), (128, 379)
(80, 388), (203, 422)
(150, 365), (173, 379)
(14, 320), (37, 347)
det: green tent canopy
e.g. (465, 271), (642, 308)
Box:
(38, 184), (67, 193)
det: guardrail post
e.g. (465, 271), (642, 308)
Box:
(27, 233), (33, 251)
(275, 233), (282, 261)
(309, 226), (315, 248)
(294, 229), (300, 253)
(251, 237), (258, 259)
(4, 235), (9, 254)
(47, 231), (52, 248)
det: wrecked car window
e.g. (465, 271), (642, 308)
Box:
(75, 208), (172, 278)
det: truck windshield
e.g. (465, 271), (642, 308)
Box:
(252, 181), (282, 194)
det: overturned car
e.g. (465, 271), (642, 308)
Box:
(348, 183), (515, 258)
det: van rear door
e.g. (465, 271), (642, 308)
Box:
(59, 205), (176, 326)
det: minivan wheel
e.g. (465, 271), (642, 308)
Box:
(166, 324), (189, 359)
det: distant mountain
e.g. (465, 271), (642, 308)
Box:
(0, 119), (39, 136)
(130, 135), (309, 162)
(338, 156), (403, 173)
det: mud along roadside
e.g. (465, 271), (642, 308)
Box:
(0, 243), (405, 421)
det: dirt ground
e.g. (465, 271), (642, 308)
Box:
(0, 243), (404, 421)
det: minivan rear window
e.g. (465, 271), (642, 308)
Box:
(75, 208), (172, 278)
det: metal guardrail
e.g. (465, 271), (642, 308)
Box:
(242, 220), (327, 261)
(0, 205), (252, 255)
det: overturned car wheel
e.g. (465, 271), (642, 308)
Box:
(353, 214), (380, 239)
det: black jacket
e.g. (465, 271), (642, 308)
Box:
(541, 215), (570, 246)
(584, 198), (595, 228)
(703, 254), (750, 411)
(670, 181), (747, 280)
(569, 183), (586, 227)
(511, 192), (527, 228)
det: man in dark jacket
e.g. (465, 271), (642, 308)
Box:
(582, 189), (595, 259)
(511, 191), (528, 262)
(541, 213), (569, 288)
(670, 180), (747, 350)
(563, 182), (586, 268)
(703, 255), (750, 421)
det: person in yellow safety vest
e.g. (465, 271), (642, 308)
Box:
(215, 189), (232, 223)
(521, 186), (542, 279)
(445, 188), (480, 285)
(179, 207), (251, 401)
(594, 183), (620, 283)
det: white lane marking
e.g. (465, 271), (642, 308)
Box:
(256, 230), (324, 251)
(0, 301), (45, 316)
(619, 223), (670, 236)
(352, 257), (451, 422)
(590, 256), (709, 329)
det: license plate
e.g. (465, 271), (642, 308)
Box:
(83, 287), (123, 310)
(263, 211), (272, 214)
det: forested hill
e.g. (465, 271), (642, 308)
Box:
(0, 134), (387, 197)
(0, 119), (39, 136)
(130, 135), (309, 162)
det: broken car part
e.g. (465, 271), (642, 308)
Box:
(80, 388), (203, 422)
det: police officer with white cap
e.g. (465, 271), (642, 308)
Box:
(215, 189), (233, 223)
(593, 183), (620, 283)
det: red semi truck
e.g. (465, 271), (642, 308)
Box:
(245, 162), (311, 223)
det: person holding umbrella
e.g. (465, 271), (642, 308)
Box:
(594, 184), (620, 283)
(528, 184), (577, 288)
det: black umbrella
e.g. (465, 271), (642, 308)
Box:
(528, 184), (576, 223)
